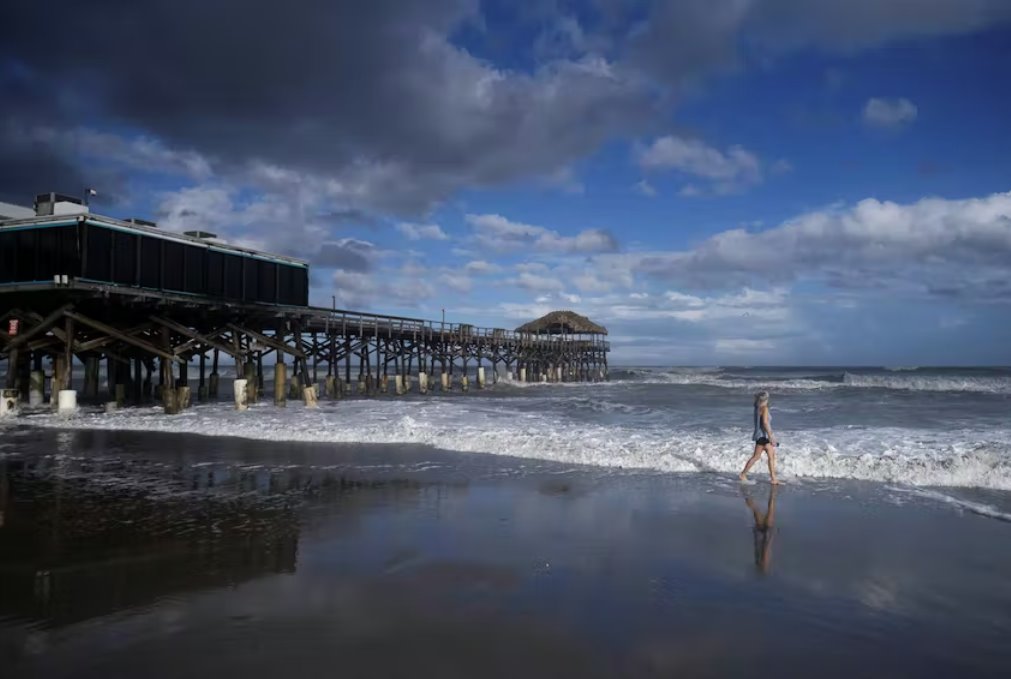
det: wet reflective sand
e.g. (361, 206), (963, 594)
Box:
(2, 428), (1010, 678)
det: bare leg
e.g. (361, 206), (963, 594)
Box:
(739, 444), (764, 481)
(765, 444), (780, 484)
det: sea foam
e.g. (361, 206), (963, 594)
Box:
(19, 398), (1011, 491)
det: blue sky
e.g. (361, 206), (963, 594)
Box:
(2, 1), (1011, 365)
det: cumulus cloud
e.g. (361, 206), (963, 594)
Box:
(634, 179), (657, 196)
(464, 260), (503, 274)
(7, 1), (1004, 214)
(313, 239), (378, 272)
(862, 97), (918, 128)
(396, 222), (448, 241)
(632, 189), (1011, 300)
(466, 213), (618, 254)
(331, 268), (435, 309)
(510, 271), (566, 293)
(638, 135), (763, 194)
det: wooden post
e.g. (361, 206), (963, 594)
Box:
(210, 348), (220, 398)
(83, 356), (100, 400)
(63, 316), (74, 392)
(244, 359), (257, 403)
(133, 357), (143, 403)
(160, 327), (179, 414)
(274, 359), (287, 407)
(198, 351), (208, 401)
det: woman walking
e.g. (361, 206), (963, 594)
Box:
(739, 390), (780, 485)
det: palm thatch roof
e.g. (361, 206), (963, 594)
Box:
(515, 310), (607, 335)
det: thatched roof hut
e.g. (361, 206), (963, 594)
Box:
(515, 310), (608, 335)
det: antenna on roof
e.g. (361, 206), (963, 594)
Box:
(83, 187), (97, 207)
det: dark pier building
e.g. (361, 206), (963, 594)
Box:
(0, 194), (608, 414)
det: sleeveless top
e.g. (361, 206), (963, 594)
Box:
(753, 405), (771, 441)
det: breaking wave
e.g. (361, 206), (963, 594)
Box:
(20, 400), (1011, 491)
(610, 368), (1011, 394)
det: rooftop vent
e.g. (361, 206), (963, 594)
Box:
(34, 192), (88, 217)
(184, 230), (218, 239)
(126, 217), (158, 227)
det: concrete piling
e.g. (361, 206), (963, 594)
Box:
(394, 374), (404, 395)
(477, 367), (486, 389)
(234, 379), (248, 411)
(57, 390), (78, 415)
(461, 375), (469, 392)
(303, 385), (319, 408)
(1, 389), (19, 417)
(419, 371), (429, 394)
(275, 362), (287, 407)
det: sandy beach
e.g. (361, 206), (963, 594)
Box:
(2, 427), (1009, 678)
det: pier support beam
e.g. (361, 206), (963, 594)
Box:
(419, 371), (428, 394)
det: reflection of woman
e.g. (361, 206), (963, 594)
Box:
(745, 485), (778, 574)
(739, 391), (780, 484)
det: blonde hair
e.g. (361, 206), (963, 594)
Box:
(754, 391), (770, 406)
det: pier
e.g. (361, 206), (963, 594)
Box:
(0, 206), (609, 414)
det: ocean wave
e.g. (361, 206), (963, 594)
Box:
(609, 369), (1011, 394)
(20, 400), (1011, 491)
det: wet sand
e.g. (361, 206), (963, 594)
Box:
(1, 428), (1010, 678)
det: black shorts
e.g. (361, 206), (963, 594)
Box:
(755, 437), (771, 446)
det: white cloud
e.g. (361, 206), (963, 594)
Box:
(862, 97), (918, 128)
(439, 271), (473, 294)
(510, 272), (566, 293)
(466, 213), (618, 254)
(331, 268), (435, 309)
(27, 125), (213, 180)
(634, 179), (657, 196)
(464, 260), (502, 274)
(632, 189), (1011, 300)
(396, 222), (449, 241)
(638, 135), (762, 193)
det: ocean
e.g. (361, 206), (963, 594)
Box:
(9, 365), (1011, 509)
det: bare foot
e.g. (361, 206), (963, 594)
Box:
(770, 478), (782, 485)
(738, 473), (748, 482)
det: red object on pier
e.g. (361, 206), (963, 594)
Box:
(7, 319), (17, 336)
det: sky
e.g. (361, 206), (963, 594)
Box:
(2, 0), (1011, 365)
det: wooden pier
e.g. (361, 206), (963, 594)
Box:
(0, 212), (609, 415)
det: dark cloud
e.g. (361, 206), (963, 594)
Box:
(0, 0), (651, 215)
(311, 239), (377, 272)
(2, 0), (1010, 217)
